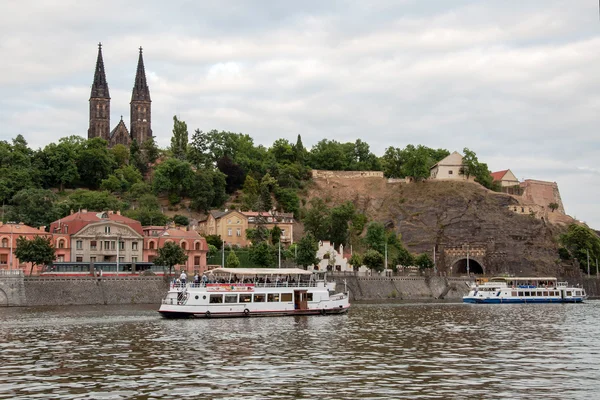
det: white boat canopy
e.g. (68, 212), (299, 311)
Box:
(208, 268), (313, 276)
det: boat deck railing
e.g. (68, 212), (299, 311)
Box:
(172, 281), (320, 290)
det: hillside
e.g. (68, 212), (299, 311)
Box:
(307, 176), (578, 277)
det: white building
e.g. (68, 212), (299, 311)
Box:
(430, 151), (470, 181)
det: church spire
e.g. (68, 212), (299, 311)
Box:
(91, 42), (110, 99)
(131, 46), (151, 102)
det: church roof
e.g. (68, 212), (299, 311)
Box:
(90, 43), (110, 99)
(131, 47), (151, 102)
(109, 117), (130, 140)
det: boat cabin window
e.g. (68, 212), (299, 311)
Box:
(306, 293), (313, 301)
(268, 293), (280, 302)
(281, 293), (293, 302)
(209, 294), (223, 304)
(518, 291), (523, 296)
(524, 292), (530, 297)
(566, 291), (572, 296)
(511, 291), (517, 296)
(253, 294), (266, 302)
(239, 294), (252, 303)
(224, 294), (238, 304)
(543, 291), (548, 296)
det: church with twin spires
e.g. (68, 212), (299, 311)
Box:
(88, 43), (153, 147)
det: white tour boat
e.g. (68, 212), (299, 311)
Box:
(159, 267), (351, 318)
(463, 276), (587, 304)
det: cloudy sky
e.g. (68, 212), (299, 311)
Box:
(1, 0), (599, 227)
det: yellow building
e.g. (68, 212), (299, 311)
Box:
(198, 210), (295, 247)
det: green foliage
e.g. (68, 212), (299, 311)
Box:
(549, 202), (559, 212)
(270, 225), (282, 245)
(207, 244), (218, 259)
(274, 187), (300, 216)
(461, 148), (494, 190)
(560, 224), (600, 271)
(302, 198), (330, 241)
(204, 235), (223, 250)
(558, 247), (571, 260)
(63, 190), (123, 213)
(226, 250), (241, 268)
(249, 241), (275, 267)
(296, 233), (319, 269)
(152, 158), (195, 198)
(217, 155), (245, 194)
(6, 189), (59, 228)
(394, 246), (415, 267)
(363, 249), (384, 272)
(365, 222), (386, 254)
(329, 202), (356, 246)
(14, 235), (56, 275)
(126, 182), (151, 201)
(241, 175), (260, 210)
(173, 215), (189, 226)
(123, 208), (168, 226)
(154, 241), (188, 275)
(76, 138), (116, 189)
(381, 145), (449, 179)
(349, 253), (363, 270)
(38, 141), (80, 191)
(170, 115), (189, 160)
(415, 253), (434, 270)
(190, 169), (228, 212)
(110, 144), (130, 166)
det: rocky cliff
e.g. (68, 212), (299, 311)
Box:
(308, 176), (578, 277)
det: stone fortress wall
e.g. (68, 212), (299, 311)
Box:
(311, 170), (384, 179)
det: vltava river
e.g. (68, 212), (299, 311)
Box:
(1, 302), (599, 399)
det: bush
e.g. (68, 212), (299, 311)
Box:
(173, 214), (189, 226)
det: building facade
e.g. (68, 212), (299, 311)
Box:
(198, 210), (295, 247)
(490, 169), (519, 187)
(0, 223), (52, 275)
(88, 43), (152, 147)
(430, 151), (471, 181)
(143, 226), (209, 274)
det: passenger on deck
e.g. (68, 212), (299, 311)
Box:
(180, 271), (187, 285)
(201, 272), (208, 286)
(194, 273), (199, 285)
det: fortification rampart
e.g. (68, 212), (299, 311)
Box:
(519, 179), (565, 214)
(311, 170), (384, 179)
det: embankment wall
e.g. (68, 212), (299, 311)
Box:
(23, 277), (168, 306)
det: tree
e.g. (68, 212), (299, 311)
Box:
(365, 222), (386, 254)
(7, 189), (59, 228)
(14, 235), (56, 276)
(63, 190), (123, 212)
(216, 155), (245, 194)
(296, 233), (319, 269)
(76, 138), (116, 189)
(173, 215), (189, 226)
(560, 224), (600, 272)
(349, 253), (363, 271)
(39, 142), (80, 191)
(190, 169), (228, 212)
(329, 202), (356, 246)
(170, 115), (188, 160)
(204, 235), (223, 250)
(293, 134), (307, 164)
(274, 188), (300, 217)
(415, 253), (434, 270)
(153, 241), (188, 275)
(152, 158), (195, 200)
(241, 175), (260, 210)
(302, 198), (330, 241)
(395, 246), (415, 267)
(110, 144), (130, 166)
(249, 241), (275, 267)
(363, 249), (384, 272)
(461, 148), (494, 190)
(270, 225), (282, 245)
(401, 145), (431, 181)
(549, 202), (559, 212)
(226, 250), (241, 269)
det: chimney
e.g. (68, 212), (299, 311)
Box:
(82, 209), (88, 213)
(108, 210), (113, 215)
(116, 210), (121, 215)
(70, 209), (74, 215)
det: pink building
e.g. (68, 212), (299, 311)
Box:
(0, 222), (52, 275)
(143, 226), (208, 274)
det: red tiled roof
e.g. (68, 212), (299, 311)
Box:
(0, 223), (47, 235)
(49, 211), (143, 235)
(490, 170), (508, 182)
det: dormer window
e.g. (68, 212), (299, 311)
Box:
(105, 226), (111, 234)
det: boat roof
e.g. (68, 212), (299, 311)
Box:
(489, 277), (557, 281)
(208, 268), (313, 275)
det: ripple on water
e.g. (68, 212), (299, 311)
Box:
(1, 302), (600, 399)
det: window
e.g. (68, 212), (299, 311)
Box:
(111, 241), (116, 250)
(181, 242), (187, 250)
(76, 240), (83, 250)
(57, 255), (64, 262)
(90, 240), (97, 250)
(281, 229), (285, 237)
(105, 226), (111, 234)
(236, 228), (241, 237)
(132, 257), (137, 263)
(119, 241), (125, 251)
(224, 294), (238, 304)
(132, 242), (138, 251)
(194, 242), (200, 250)
(209, 294), (223, 304)
(518, 292), (523, 296)
(543, 291), (548, 296)
(59, 240), (66, 249)
(76, 256), (83, 262)
(281, 293), (293, 302)
(239, 294), (252, 303)
(267, 293), (280, 302)
(1, 238), (8, 248)
(104, 241), (110, 250)
(253, 294), (266, 302)
(0, 254), (7, 264)
(306, 293), (313, 301)
(448, 170), (453, 175)
(194, 256), (200, 267)
(119, 257), (125, 263)
(149, 241), (155, 250)
(90, 257), (96, 263)
(228, 228), (232, 237)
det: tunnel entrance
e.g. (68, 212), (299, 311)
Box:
(452, 258), (484, 275)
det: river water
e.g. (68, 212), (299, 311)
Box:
(1, 301), (599, 399)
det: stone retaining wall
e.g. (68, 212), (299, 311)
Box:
(23, 277), (168, 306)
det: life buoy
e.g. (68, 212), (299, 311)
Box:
(205, 311), (211, 318)
(320, 309), (326, 315)
(244, 308), (250, 316)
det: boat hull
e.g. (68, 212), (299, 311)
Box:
(159, 305), (350, 319)
(463, 297), (584, 304)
